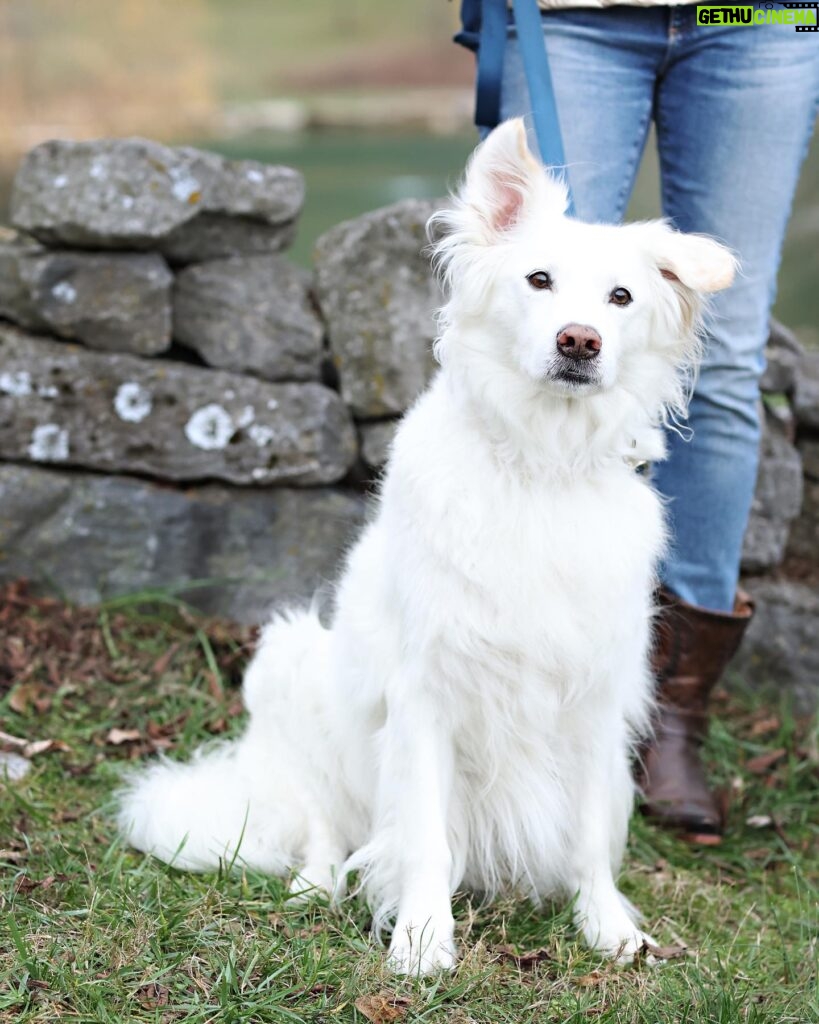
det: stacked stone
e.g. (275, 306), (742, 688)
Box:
(0, 138), (363, 622)
(313, 198), (445, 471)
(734, 330), (819, 711)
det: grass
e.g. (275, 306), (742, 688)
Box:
(1, 585), (817, 1023)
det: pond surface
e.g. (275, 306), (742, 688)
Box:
(2, 126), (817, 341)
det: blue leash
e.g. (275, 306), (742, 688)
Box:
(470, 0), (576, 216)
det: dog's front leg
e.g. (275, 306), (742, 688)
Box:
(567, 728), (656, 962)
(377, 690), (457, 975)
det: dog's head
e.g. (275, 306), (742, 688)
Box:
(429, 120), (736, 458)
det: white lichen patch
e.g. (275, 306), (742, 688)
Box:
(114, 382), (153, 423)
(246, 168), (264, 184)
(236, 405), (255, 429)
(28, 423), (69, 462)
(52, 280), (77, 304)
(53, 174), (68, 189)
(169, 167), (201, 203)
(0, 370), (32, 396)
(248, 423), (275, 447)
(184, 404), (234, 450)
(121, 195), (135, 210)
(266, 398), (279, 411)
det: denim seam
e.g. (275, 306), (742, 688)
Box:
(614, 98), (653, 222)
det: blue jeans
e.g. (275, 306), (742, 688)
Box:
(499, 3), (819, 611)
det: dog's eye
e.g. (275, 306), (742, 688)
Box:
(609, 287), (633, 307)
(526, 271), (553, 291)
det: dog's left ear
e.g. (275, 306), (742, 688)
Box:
(454, 119), (568, 244)
(647, 226), (737, 294)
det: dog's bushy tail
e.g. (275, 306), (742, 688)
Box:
(117, 608), (329, 874)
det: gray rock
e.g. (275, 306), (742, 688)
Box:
(799, 437), (819, 482)
(161, 213), (297, 264)
(20, 250), (171, 356)
(314, 199), (444, 418)
(360, 419), (400, 469)
(0, 230), (47, 330)
(733, 578), (819, 713)
(0, 325), (356, 486)
(0, 752), (31, 782)
(760, 319), (805, 394)
(740, 414), (803, 573)
(10, 137), (303, 261)
(785, 439), (819, 561)
(786, 478), (819, 562)
(0, 463), (366, 624)
(793, 352), (819, 430)
(173, 255), (322, 381)
(741, 517), (792, 575)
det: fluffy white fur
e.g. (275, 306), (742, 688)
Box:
(118, 120), (736, 975)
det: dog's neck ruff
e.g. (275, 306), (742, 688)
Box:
(440, 356), (665, 484)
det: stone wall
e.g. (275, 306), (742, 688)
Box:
(1, 138), (816, 707)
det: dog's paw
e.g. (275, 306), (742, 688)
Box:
(287, 864), (335, 903)
(387, 919), (458, 975)
(594, 928), (658, 965)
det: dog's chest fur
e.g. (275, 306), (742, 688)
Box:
(380, 380), (666, 689)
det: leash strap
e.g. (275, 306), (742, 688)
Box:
(473, 0), (575, 215)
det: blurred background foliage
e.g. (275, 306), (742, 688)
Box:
(0, 0), (816, 338)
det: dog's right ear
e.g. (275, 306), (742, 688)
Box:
(464, 119), (569, 241)
(430, 120), (568, 259)
(464, 119), (547, 240)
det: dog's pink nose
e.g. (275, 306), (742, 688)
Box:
(556, 324), (602, 360)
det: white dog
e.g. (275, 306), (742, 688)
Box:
(118, 119), (735, 975)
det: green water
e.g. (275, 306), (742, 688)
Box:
(197, 127), (819, 343)
(196, 131), (476, 264)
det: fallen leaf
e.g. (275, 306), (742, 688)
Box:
(354, 992), (411, 1023)
(14, 872), (69, 894)
(9, 683), (42, 715)
(105, 728), (142, 746)
(136, 983), (170, 1009)
(0, 730), (27, 751)
(492, 944), (555, 967)
(151, 643), (180, 677)
(746, 748), (786, 775)
(53, 809), (81, 823)
(645, 942), (688, 960)
(0, 849), (28, 862)
(749, 715), (781, 738)
(683, 832), (722, 847)
(575, 970), (605, 987)
(2, 730), (69, 759)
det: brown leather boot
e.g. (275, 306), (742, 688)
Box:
(639, 588), (755, 838)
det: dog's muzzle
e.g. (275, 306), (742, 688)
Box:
(552, 323), (602, 385)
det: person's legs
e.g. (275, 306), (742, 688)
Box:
(495, 3), (819, 836)
(640, 5), (819, 834)
(500, 7), (667, 223)
(653, 4), (819, 611)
